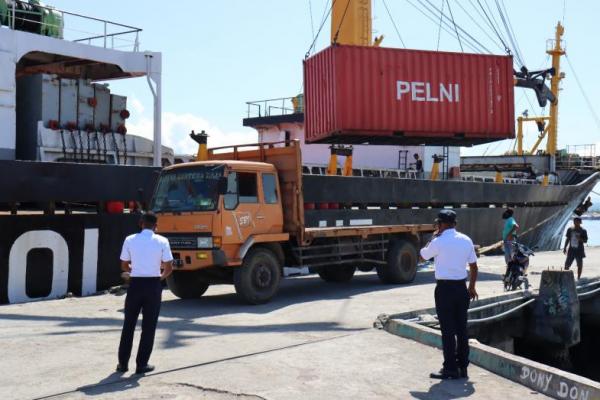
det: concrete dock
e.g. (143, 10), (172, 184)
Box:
(1, 248), (599, 399)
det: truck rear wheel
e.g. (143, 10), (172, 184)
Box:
(318, 266), (356, 282)
(167, 270), (210, 299)
(377, 240), (417, 284)
(234, 248), (281, 305)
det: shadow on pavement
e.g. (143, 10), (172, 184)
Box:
(0, 270), (503, 350)
(410, 379), (475, 399)
(77, 372), (140, 396)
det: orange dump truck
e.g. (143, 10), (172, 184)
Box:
(151, 141), (434, 304)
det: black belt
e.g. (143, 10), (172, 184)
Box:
(130, 276), (161, 280)
(436, 279), (466, 284)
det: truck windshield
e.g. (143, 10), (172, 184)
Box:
(151, 165), (224, 213)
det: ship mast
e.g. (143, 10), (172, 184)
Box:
(515, 22), (565, 172)
(546, 22), (565, 171)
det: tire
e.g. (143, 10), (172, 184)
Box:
(167, 270), (210, 299)
(377, 240), (417, 284)
(318, 266), (356, 282)
(234, 248), (281, 305)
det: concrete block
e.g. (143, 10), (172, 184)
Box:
(531, 270), (580, 346)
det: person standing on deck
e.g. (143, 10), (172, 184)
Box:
(564, 217), (588, 280)
(413, 153), (423, 178)
(502, 209), (519, 281)
(420, 210), (479, 380)
(116, 212), (173, 375)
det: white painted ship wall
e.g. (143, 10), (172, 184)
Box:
(0, 26), (162, 162)
(258, 123), (461, 173)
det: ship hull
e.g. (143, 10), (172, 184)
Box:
(303, 172), (600, 250)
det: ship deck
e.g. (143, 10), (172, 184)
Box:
(2, 248), (599, 399)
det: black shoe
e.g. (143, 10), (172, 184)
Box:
(430, 369), (459, 380)
(135, 364), (155, 374)
(115, 364), (128, 373)
(459, 367), (469, 379)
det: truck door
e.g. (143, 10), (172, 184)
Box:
(257, 172), (283, 233)
(223, 171), (260, 243)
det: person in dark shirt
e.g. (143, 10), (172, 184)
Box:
(413, 153), (423, 178)
(563, 217), (588, 279)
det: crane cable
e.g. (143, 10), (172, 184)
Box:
(381, 0), (407, 48)
(305, 0), (336, 58)
(445, 0), (463, 52)
(494, 0), (526, 67)
(474, 0), (513, 59)
(454, 0), (506, 53)
(565, 54), (600, 133)
(308, 0), (315, 40)
(421, 0), (492, 53)
(436, 0), (444, 50)
(416, 0), (493, 54)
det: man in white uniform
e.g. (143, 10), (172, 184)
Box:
(420, 210), (478, 380)
(116, 212), (173, 374)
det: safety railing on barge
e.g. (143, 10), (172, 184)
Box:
(1, 0), (142, 51)
(302, 163), (544, 185)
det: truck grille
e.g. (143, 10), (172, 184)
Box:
(166, 236), (197, 249)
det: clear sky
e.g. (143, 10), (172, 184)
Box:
(47, 0), (600, 204)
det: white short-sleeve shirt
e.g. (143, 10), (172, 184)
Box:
(420, 228), (477, 280)
(120, 229), (174, 277)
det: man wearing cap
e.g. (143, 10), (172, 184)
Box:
(116, 212), (173, 375)
(420, 210), (479, 380)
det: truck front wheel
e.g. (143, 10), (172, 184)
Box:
(318, 266), (356, 282)
(167, 270), (210, 299)
(377, 240), (417, 284)
(234, 248), (282, 305)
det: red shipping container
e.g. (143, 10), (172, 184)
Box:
(304, 45), (515, 145)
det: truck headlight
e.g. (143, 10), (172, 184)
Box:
(197, 237), (213, 248)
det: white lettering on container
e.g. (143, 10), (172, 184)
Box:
(396, 80), (460, 103)
(411, 82), (425, 101)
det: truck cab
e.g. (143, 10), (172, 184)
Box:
(152, 160), (285, 269)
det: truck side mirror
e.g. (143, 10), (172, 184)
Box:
(218, 177), (228, 195)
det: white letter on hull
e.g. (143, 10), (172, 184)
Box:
(82, 229), (99, 296)
(8, 230), (69, 303)
(397, 81), (410, 100)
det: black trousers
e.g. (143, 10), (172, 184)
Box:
(434, 280), (470, 373)
(118, 277), (162, 367)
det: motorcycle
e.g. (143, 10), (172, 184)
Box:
(504, 242), (535, 291)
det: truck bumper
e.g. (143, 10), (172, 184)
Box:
(172, 249), (228, 270)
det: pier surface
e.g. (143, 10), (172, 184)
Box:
(2, 247), (599, 399)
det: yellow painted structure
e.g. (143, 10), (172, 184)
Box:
(430, 161), (440, 181)
(516, 116), (550, 156)
(495, 171), (503, 184)
(331, 0), (372, 46)
(327, 152), (338, 175)
(546, 22), (565, 156)
(343, 155), (353, 176)
(514, 23), (565, 161)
